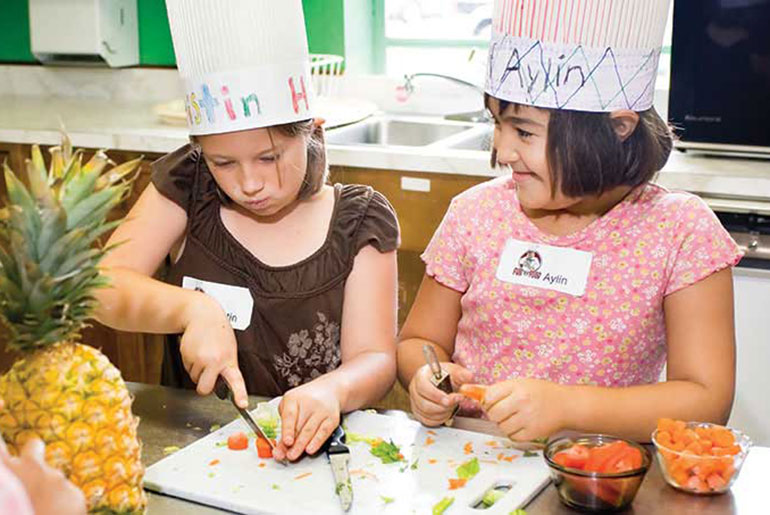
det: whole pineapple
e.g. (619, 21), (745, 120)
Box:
(0, 134), (147, 514)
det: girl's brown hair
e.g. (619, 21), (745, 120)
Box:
(486, 94), (673, 197)
(193, 119), (328, 203)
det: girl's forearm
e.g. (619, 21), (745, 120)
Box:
(321, 351), (397, 412)
(396, 337), (451, 391)
(94, 266), (215, 334)
(563, 379), (733, 442)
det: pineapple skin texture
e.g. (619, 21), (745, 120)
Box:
(0, 342), (147, 514)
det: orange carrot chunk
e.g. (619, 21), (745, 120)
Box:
(256, 436), (274, 458)
(227, 432), (249, 451)
(459, 384), (488, 403)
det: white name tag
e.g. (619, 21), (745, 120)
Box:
(495, 238), (593, 296)
(182, 276), (253, 331)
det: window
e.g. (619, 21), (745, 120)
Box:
(376, 0), (493, 82)
(375, 0), (673, 95)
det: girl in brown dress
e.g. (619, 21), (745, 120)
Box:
(94, 0), (399, 462)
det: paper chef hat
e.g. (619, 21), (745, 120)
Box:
(486, 0), (672, 112)
(165, 0), (314, 135)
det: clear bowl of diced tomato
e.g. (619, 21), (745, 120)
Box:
(544, 435), (651, 512)
(652, 419), (751, 495)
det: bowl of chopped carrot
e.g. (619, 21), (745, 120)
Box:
(652, 418), (751, 495)
(544, 435), (651, 512)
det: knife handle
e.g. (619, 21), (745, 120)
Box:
(214, 376), (231, 401)
(320, 425), (347, 455)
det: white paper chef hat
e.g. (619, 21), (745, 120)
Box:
(486, 0), (671, 112)
(165, 0), (314, 135)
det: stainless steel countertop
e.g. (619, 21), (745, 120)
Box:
(130, 382), (764, 514)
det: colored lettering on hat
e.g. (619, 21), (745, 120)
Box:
(289, 76), (309, 114)
(184, 84), (263, 127)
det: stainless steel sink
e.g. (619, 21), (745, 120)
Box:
(448, 127), (493, 151)
(326, 117), (475, 147)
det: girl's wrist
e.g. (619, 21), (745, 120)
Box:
(181, 290), (224, 329)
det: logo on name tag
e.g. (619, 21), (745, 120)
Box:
(496, 239), (592, 296)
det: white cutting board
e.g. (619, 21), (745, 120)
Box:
(143, 410), (551, 514)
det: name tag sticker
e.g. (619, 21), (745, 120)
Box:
(182, 276), (253, 331)
(495, 238), (593, 296)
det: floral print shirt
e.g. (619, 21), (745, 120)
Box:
(422, 177), (742, 393)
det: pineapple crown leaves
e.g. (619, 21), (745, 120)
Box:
(0, 135), (141, 351)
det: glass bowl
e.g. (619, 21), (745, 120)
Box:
(544, 434), (651, 512)
(652, 422), (751, 495)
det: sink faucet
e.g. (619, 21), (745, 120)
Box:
(400, 73), (489, 123)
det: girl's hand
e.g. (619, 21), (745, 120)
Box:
(483, 378), (568, 442)
(0, 436), (86, 515)
(273, 379), (341, 462)
(408, 362), (473, 427)
(179, 293), (248, 408)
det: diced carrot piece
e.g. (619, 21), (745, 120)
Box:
(712, 445), (741, 456)
(425, 437), (435, 446)
(428, 458), (437, 464)
(656, 430), (672, 448)
(427, 430), (437, 436)
(463, 442), (473, 455)
(706, 473), (727, 491)
(681, 429), (699, 445)
(256, 436), (273, 458)
(672, 468), (689, 487)
(673, 420), (687, 432)
(684, 441), (703, 455)
(721, 462), (736, 481)
(209, 459), (220, 466)
(685, 475), (708, 493)
(258, 462), (266, 468)
(669, 439), (686, 452)
(294, 472), (313, 480)
(711, 427), (735, 448)
(699, 439), (713, 451)
(459, 384), (488, 403)
(227, 432), (249, 451)
(695, 427), (711, 439)
(448, 478), (468, 490)
(657, 418), (677, 433)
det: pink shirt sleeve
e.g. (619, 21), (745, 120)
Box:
(421, 198), (471, 293)
(664, 195), (743, 296)
(0, 463), (34, 515)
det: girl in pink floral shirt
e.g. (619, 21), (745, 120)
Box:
(398, 96), (742, 441)
(398, 0), (741, 444)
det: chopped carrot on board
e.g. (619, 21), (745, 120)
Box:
(428, 459), (437, 464)
(208, 459), (220, 466)
(294, 472), (313, 480)
(463, 442), (473, 455)
(448, 478), (468, 490)
(459, 384), (488, 403)
(425, 437), (435, 446)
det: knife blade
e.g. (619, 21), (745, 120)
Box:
(322, 425), (352, 512)
(213, 376), (287, 465)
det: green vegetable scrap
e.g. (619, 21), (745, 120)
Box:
(523, 450), (538, 458)
(335, 480), (352, 497)
(530, 437), (548, 445)
(432, 496), (455, 515)
(370, 439), (405, 464)
(380, 495), (394, 504)
(346, 430), (383, 446)
(207, 472), (215, 478)
(510, 510), (527, 515)
(215, 441), (228, 448)
(481, 488), (506, 507)
(209, 424), (221, 432)
(271, 484), (280, 490)
(456, 457), (480, 480)
(162, 446), (180, 455)
(410, 459), (419, 470)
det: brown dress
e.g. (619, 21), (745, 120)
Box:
(150, 144), (400, 397)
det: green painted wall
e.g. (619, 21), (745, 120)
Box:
(137, 0), (175, 66)
(0, 0), (367, 68)
(0, 0), (36, 63)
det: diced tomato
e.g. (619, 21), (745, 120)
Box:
(256, 436), (274, 458)
(584, 441), (627, 473)
(227, 432), (249, 451)
(553, 444), (590, 470)
(459, 384), (488, 403)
